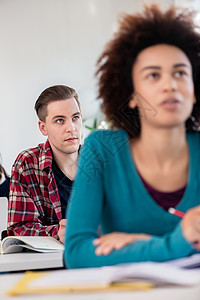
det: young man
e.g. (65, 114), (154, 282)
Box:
(8, 85), (82, 243)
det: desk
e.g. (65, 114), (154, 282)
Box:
(0, 252), (64, 272)
(0, 273), (200, 300)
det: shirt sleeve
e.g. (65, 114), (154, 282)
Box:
(64, 132), (198, 268)
(8, 158), (60, 239)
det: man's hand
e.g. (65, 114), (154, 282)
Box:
(93, 232), (151, 256)
(58, 219), (67, 244)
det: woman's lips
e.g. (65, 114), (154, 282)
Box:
(160, 99), (181, 110)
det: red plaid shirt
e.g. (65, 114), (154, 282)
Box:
(8, 140), (62, 240)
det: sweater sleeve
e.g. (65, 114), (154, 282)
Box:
(64, 132), (198, 268)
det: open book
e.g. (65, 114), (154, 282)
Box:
(7, 255), (200, 296)
(0, 236), (64, 254)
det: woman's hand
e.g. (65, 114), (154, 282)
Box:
(181, 205), (200, 250)
(93, 232), (151, 256)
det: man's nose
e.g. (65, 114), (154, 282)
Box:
(66, 121), (75, 132)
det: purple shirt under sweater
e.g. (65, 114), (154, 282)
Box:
(140, 175), (186, 210)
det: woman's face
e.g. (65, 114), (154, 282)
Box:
(130, 44), (195, 130)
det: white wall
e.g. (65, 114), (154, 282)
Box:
(0, 0), (174, 173)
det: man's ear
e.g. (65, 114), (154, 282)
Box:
(38, 120), (48, 136)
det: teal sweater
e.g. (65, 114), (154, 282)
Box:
(65, 130), (200, 268)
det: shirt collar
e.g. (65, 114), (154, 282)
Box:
(39, 139), (53, 171)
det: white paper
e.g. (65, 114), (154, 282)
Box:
(28, 261), (200, 289)
(166, 253), (200, 269)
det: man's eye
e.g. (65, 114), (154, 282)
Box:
(56, 119), (64, 124)
(73, 116), (79, 121)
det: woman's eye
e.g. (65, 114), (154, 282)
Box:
(174, 70), (187, 78)
(147, 73), (159, 79)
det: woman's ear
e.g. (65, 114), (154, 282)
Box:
(128, 93), (137, 109)
(193, 94), (197, 104)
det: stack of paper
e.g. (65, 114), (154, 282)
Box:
(167, 253), (200, 269)
(7, 254), (200, 296)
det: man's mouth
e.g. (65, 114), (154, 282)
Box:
(65, 137), (78, 142)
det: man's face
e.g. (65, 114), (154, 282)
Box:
(39, 98), (82, 155)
